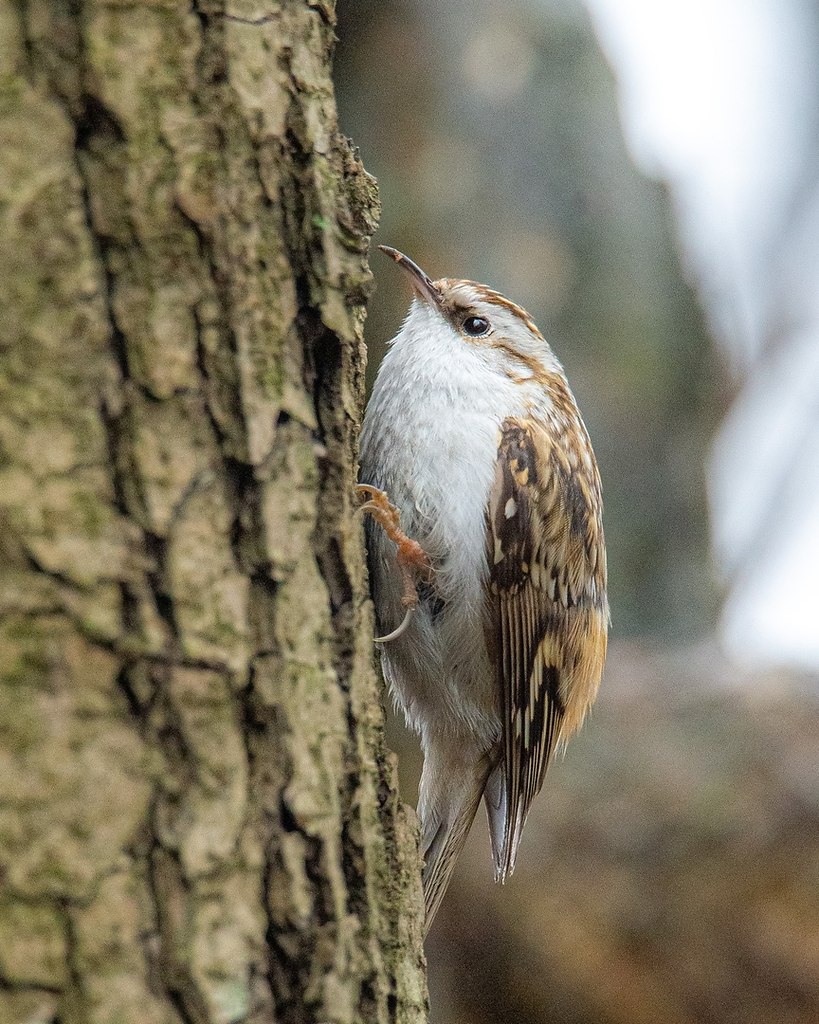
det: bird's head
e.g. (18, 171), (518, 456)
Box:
(379, 245), (564, 384)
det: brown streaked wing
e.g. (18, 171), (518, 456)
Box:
(487, 414), (608, 879)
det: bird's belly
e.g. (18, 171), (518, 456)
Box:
(375, 409), (504, 746)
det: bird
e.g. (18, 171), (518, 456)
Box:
(358, 245), (608, 931)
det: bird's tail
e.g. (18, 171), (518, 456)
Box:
(418, 740), (498, 932)
(483, 759), (526, 882)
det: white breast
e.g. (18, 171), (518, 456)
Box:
(360, 301), (529, 743)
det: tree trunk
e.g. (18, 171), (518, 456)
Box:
(0, 2), (427, 1022)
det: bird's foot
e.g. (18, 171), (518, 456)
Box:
(356, 484), (433, 643)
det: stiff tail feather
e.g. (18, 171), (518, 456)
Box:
(419, 744), (497, 932)
(483, 761), (513, 881)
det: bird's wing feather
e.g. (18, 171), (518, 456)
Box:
(486, 414), (608, 879)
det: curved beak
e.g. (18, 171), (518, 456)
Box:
(378, 245), (442, 308)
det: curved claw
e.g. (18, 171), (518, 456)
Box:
(356, 484), (382, 500)
(373, 606), (414, 644)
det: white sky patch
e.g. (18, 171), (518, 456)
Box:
(583, 0), (809, 363)
(721, 432), (819, 670)
(709, 330), (819, 575)
(577, 0), (819, 672)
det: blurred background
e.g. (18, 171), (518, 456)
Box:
(334, 0), (819, 1021)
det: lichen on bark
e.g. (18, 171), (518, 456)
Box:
(0, 2), (427, 1022)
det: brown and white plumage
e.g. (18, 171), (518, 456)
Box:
(360, 247), (608, 930)
(488, 414), (607, 880)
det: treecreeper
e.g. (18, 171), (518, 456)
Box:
(359, 246), (609, 931)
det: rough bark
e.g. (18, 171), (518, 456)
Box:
(0, 2), (427, 1022)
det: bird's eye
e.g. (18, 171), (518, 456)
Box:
(463, 315), (490, 337)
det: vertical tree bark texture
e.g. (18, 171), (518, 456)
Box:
(0, 2), (427, 1022)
